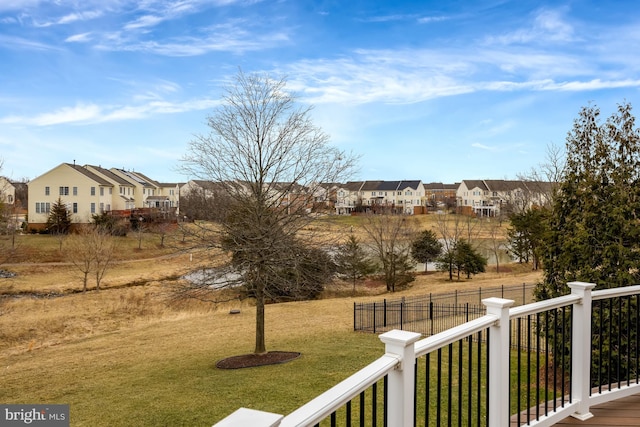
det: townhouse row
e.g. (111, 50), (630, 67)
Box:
(23, 162), (180, 230)
(0, 162), (554, 230)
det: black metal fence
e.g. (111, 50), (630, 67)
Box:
(354, 283), (536, 336)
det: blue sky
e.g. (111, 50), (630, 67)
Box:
(1, 0), (640, 184)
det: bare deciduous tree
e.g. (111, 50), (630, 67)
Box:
(361, 214), (417, 292)
(517, 142), (564, 207)
(67, 225), (117, 291)
(178, 70), (356, 354)
(433, 210), (465, 280)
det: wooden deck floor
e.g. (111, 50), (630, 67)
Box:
(553, 394), (640, 426)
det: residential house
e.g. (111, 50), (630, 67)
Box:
(84, 165), (136, 211)
(27, 163), (177, 230)
(334, 180), (425, 214)
(124, 170), (179, 213)
(456, 179), (554, 217)
(109, 168), (159, 210)
(334, 181), (365, 215)
(423, 182), (459, 210)
(0, 177), (27, 230)
(28, 163), (114, 229)
(0, 177), (15, 205)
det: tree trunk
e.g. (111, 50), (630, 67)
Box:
(254, 284), (266, 354)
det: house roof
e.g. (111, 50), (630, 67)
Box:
(86, 165), (133, 186)
(130, 171), (160, 188)
(65, 163), (112, 186)
(397, 180), (422, 190)
(461, 180), (489, 191)
(461, 179), (555, 194)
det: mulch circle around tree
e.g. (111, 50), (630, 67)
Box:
(216, 351), (301, 369)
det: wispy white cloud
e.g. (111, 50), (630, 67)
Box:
(472, 143), (497, 151)
(58, 10), (104, 24)
(486, 7), (575, 45)
(0, 0), (42, 12)
(360, 14), (449, 24)
(98, 23), (289, 55)
(0, 34), (62, 51)
(0, 98), (217, 127)
(65, 32), (93, 43)
(0, 16), (18, 24)
(417, 16), (449, 24)
(282, 31), (640, 106)
(32, 9), (104, 27)
(1, 104), (103, 126)
(124, 14), (164, 30)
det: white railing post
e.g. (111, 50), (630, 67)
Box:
(483, 297), (514, 427)
(212, 408), (283, 427)
(568, 281), (596, 421)
(379, 329), (422, 427)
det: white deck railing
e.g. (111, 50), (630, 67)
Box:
(213, 282), (640, 427)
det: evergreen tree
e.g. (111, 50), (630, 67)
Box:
(507, 208), (548, 269)
(538, 102), (640, 299)
(536, 102), (640, 386)
(334, 235), (377, 295)
(453, 240), (487, 279)
(436, 239), (487, 280)
(410, 229), (442, 272)
(46, 197), (72, 235)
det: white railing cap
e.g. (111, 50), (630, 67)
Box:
(379, 329), (422, 346)
(213, 408), (283, 427)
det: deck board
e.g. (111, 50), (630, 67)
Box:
(553, 394), (640, 426)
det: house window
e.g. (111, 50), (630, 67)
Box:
(45, 186), (50, 196)
(100, 203), (104, 213)
(109, 188), (112, 195)
(59, 186), (69, 196)
(91, 187), (95, 196)
(7, 195), (13, 203)
(73, 187), (77, 196)
(100, 188), (104, 196)
(106, 204), (110, 211)
(73, 203), (78, 214)
(38, 202), (45, 213)
(90, 203), (95, 214)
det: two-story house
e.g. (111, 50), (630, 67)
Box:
(27, 163), (178, 230)
(423, 182), (459, 210)
(28, 163), (114, 229)
(456, 179), (554, 217)
(0, 177), (27, 230)
(84, 165), (136, 211)
(334, 180), (425, 214)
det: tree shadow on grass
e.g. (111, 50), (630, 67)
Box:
(216, 351), (301, 369)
